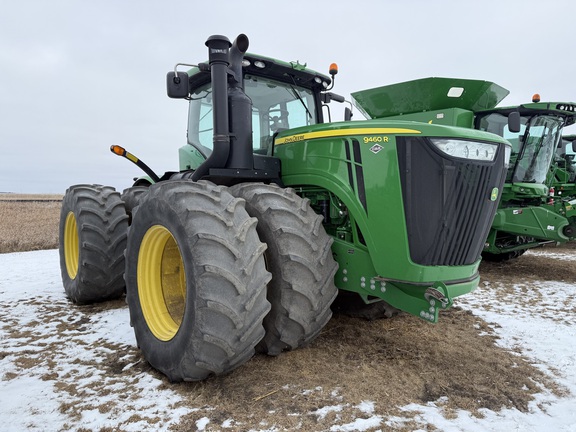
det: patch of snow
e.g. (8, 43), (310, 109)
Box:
(330, 415), (383, 431)
(310, 404), (344, 420)
(526, 249), (576, 261)
(355, 400), (375, 415)
(196, 417), (210, 431)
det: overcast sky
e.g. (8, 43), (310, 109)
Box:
(2, 0), (576, 193)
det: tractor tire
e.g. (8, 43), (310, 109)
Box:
(121, 185), (149, 224)
(125, 180), (271, 382)
(58, 184), (128, 304)
(229, 183), (339, 356)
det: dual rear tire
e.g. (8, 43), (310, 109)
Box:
(59, 180), (338, 381)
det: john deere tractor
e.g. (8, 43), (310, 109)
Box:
(59, 34), (511, 381)
(352, 78), (576, 261)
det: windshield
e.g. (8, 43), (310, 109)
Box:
(478, 113), (563, 184)
(187, 74), (317, 156)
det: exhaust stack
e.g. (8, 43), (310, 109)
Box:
(192, 34), (253, 181)
(226, 34), (253, 170)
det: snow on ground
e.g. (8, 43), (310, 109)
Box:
(0, 249), (575, 431)
(0, 250), (192, 431)
(526, 249), (576, 262)
(399, 247), (576, 432)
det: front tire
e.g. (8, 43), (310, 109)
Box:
(125, 180), (271, 381)
(58, 184), (128, 303)
(229, 183), (338, 355)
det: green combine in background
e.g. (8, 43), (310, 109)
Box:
(353, 79), (576, 261)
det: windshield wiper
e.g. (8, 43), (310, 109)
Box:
(288, 76), (312, 119)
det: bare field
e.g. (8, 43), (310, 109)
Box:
(0, 195), (62, 253)
(2, 198), (575, 430)
(0, 193), (63, 201)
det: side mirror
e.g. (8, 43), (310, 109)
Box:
(344, 107), (353, 121)
(572, 141), (576, 152)
(508, 111), (521, 133)
(167, 71), (190, 99)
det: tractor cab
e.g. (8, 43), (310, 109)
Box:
(475, 109), (565, 201)
(476, 102), (576, 257)
(167, 50), (347, 185)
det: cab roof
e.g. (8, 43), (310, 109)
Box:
(187, 53), (332, 92)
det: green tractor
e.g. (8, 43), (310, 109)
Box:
(59, 34), (511, 381)
(352, 78), (576, 261)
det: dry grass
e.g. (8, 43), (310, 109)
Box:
(480, 246), (576, 285)
(0, 194), (62, 253)
(0, 193), (63, 201)
(166, 306), (557, 431)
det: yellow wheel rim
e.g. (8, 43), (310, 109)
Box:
(64, 211), (79, 279)
(138, 225), (186, 341)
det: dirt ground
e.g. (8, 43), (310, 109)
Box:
(34, 247), (571, 431)
(2, 198), (574, 431)
(170, 257), (570, 431)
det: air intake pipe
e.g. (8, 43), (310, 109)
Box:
(192, 34), (253, 181)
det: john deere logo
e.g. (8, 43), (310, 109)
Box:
(490, 187), (499, 201)
(370, 144), (383, 154)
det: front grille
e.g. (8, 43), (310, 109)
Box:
(397, 137), (506, 266)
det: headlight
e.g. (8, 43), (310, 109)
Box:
(430, 138), (498, 162)
(504, 144), (512, 168)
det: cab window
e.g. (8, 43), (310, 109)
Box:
(187, 75), (317, 156)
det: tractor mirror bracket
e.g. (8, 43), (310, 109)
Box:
(321, 92), (345, 104)
(508, 111), (521, 133)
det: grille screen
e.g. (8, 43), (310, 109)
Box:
(397, 137), (506, 266)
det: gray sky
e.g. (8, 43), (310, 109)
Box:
(2, 0), (576, 193)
